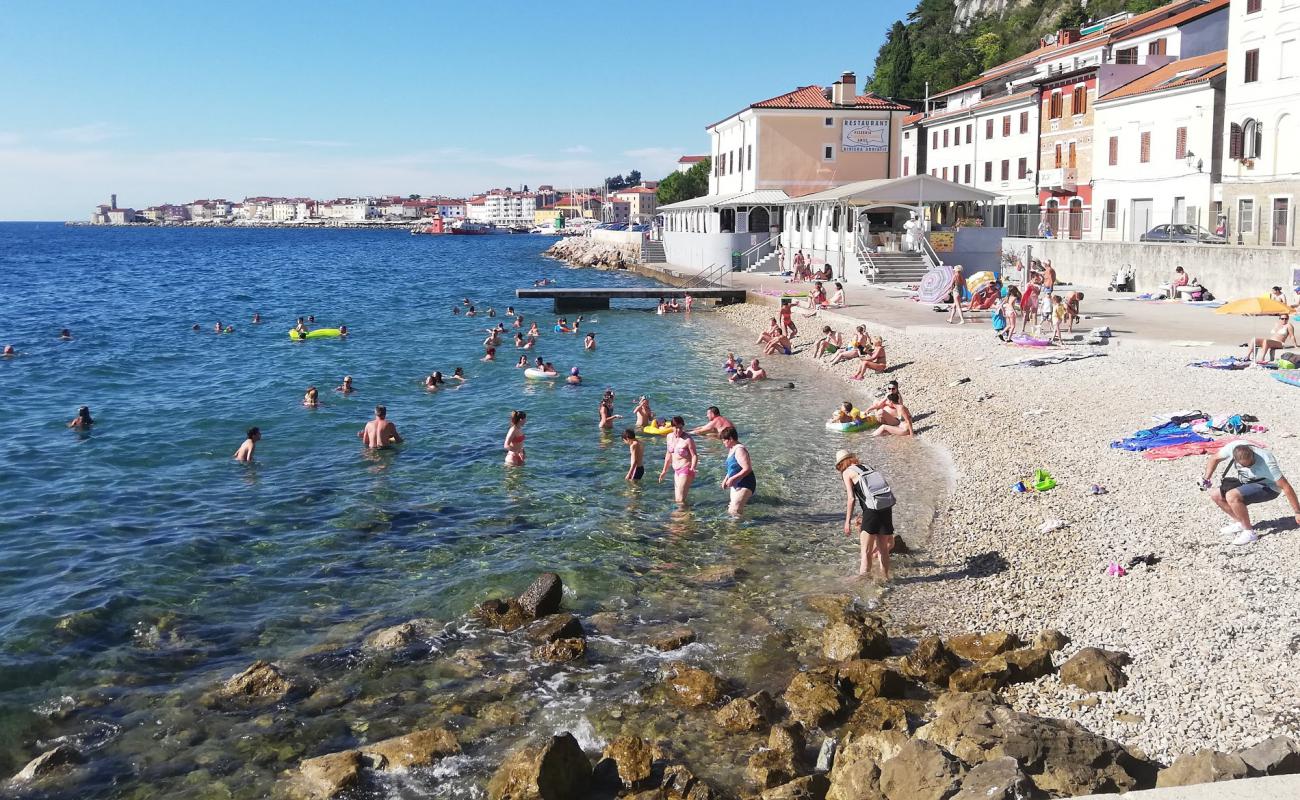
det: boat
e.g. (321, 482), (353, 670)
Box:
(449, 220), (508, 235)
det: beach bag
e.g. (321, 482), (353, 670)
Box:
(854, 466), (896, 510)
(991, 309), (1007, 332)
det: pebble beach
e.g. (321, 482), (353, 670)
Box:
(717, 296), (1300, 762)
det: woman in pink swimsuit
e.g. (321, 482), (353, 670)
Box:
(504, 410), (526, 466)
(659, 415), (698, 504)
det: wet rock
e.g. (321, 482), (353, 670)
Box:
(662, 763), (699, 797)
(599, 735), (653, 788)
(531, 638), (587, 663)
(917, 691), (1155, 795)
(479, 701), (526, 729)
(761, 774), (830, 799)
(715, 691), (774, 733)
(625, 790), (667, 800)
(769, 722), (810, 769)
(1156, 749), (1252, 788)
(944, 632), (1022, 662)
(845, 698), (915, 735)
(205, 660), (306, 707)
(362, 619), (439, 652)
(526, 614), (584, 644)
(649, 627), (697, 652)
(486, 732), (592, 800)
(10, 744), (83, 783)
(587, 612), (622, 635)
(783, 671), (845, 729)
(363, 727), (459, 771)
(878, 739), (965, 800)
(1033, 628), (1070, 652)
(1239, 736), (1300, 775)
(517, 572), (564, 618)
(823, 618), (889, 662)
(986, 648), (1054, 684)
(476, 598), (531, 632)
(1060, 647), (1130, 693)
(53, 607), (111, 639)
(826, 735), (885, 800)
(900, 636), (961, 686)
(951, 756), (1032, 800)
(662, 662), (725, 708)
(748, 724), (809, 789)
(806, 593), (856, 623)
(835, 661), (907, 701)
(292, 750), (364, 800)
(947, 662), (1008, 693)
(691, 565), (746, 587)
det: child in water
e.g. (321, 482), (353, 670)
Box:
(622, 429), (644, 481)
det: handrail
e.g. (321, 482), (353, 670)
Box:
(918, 234), (942, 270)
(855, 231), (878, 283)
(682, 262), (724, 289)
(738, 236), (775, 271)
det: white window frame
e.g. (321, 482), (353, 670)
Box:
(822, 144), (836, 162)
(824, 116), (834, 127)
(1239, 197), (1256, 234)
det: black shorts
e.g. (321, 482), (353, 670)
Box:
(632, 465), (645, 480)
(860, 506), (895, 536)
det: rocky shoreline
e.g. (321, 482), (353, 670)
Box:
(545, 236), (641, 270)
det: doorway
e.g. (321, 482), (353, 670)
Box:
(1131, 198), (1153, 241)
(1273, 198), (1291, 246)
(1068, 199), (1083, 240)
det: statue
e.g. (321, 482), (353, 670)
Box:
(902, 211), (922, 252)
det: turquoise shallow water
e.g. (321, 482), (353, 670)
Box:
(0, 225), (947, 797)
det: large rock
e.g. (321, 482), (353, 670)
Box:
(901, 637), (961, 686)
(783, 671), (845, 729)
(10, 744), (83, 783)
(806, 593), (857, 623)
(761, 774), (830, 799)
(951, 756), (1032, 800)
(691, 565), (746, 587)
(362, 619), (439, 652)
(878, 739), (965, 800)
(826, 734), (890, 800)
(945, 633), (1022, 662)
(518, 572), (564, 618)
(823, 616), (890, 662)
(293, 750), (364, 800)
(1060, 647), (1130, 693)
(1156, 749), (1252, 788)
(526, 614), (584, 644)
(845, 698), (916, 735)
(836, 661), (907, 701)
(1033, 628), (1070, 652)
(487, 732), (593, 800)
(715, 691), (774, 733)
(662, 662), (725, 708)
(364, 727), (460, 770)
(649, 627), (697, 652)
(947, 662), (1009, 693)
(748, 724), (809, 789)
(1239, 736), (1300, 775)
(476, 598), (531, 632)
(599, 735), (653, 788)
(917, 692), (1155, 795)
(206, 660), (305, 706)
(987, 648), (1055, 684)
(531, 638), (587, 663)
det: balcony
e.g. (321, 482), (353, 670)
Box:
(1038, 167), (1077, 192)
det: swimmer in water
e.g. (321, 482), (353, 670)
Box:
(567, 366), (582, 385)
(358, 405), (402, 448)
(307, 315), (316, 324)
(598, 390), (620, 428)
(60, 328), (72, 340)
(487, 308), (496, 318)
(634, 396), (653, 428)
(339, 325), (349, 337)
(513, 315), (523, 330)
(192, 324), (201, 332)
(466, 306), (477, 317)
(720, 426), (755, 517)
(516, 355), (528, 368)
(659, 416), (699, 505)
(584, 333), (596, 351)
(303, 386), (320, 408)
(68, 405), (94, 429)
(506, 306), (515, 317)
(214, 321), (224, 333)
(482, 347), (496, 362)
(452, 307), (461, 316)
(223, 325), (235, 334)
(504, 410), (526, 466)
(534, 356), (545, 370)
(462, 298), (472, 306)
(234, 426), (260, 463)
(295, 317), (308, 333)
(2, 344), (15, 357)
(424, 371), (444, 390)
(527, 321), (541, 338)
(544, 361), (558, 375)
(623, 429), (644, 481)
(514, 333), (526, 348)
(252, 312), (262, 324)
(336, 375), (355, 394)
(452, 367), (466, 382)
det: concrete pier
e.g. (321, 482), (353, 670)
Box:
(516, 286), (746, 312)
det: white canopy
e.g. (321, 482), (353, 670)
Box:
(658, 188), (790, 211)
(781, 174), (1001, 206)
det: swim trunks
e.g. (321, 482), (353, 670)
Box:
(632, 465), (645, 481)
(860, 506), (895, 536)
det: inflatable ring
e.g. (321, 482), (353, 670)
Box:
(524, 368), (558, 379)
(1011, 334), (1051, 347)
(825, 417), (877, 433)
(643, 423), (674, 435)
(288, 328), (342, 340)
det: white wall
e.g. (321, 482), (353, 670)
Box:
(1223, 0), (1300, 183)
(662, 230), (761, 275)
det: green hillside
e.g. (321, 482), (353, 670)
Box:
(867, 0), (1166, 99)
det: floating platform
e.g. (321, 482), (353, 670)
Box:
(516, 287), (746, 312)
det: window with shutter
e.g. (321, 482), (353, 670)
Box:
(1020, 111), (1029, 134)
(1018, 157), (1027, 179)
(1116, 47), (1137, 65)
(1003, 115), (1011, 136)
(933, 131), (939, 149)
(1175, 127), (1187, 160)
(944, 129), (949, 147)
(1140, 131), (1151, 163)
(964, 164), (971, 183)
(1109, 136), (1118, 166)
(903, 156), (910, 175)
(1055, 143), (1062, 168)
(1148, 39), (1166, 56)
(984, 161), (992, 182)
(986, 119), (994, 139)
(1072, 85), (1087, 115)
(1245, 49), (1260, 83)
(966, 123), (973, 141)
(1247, 0), (1262, 13)
(1105, 199), (1117, 229)
(1068, 142), (1077, 169)
(1230, 122), (1243, 159)
(954, 127), (961, 146)
(1001, 160), (1010, 181)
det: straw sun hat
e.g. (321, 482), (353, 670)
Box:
(834, 450), (855, 468)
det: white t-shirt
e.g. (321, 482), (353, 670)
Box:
(1218, 444), (1282, 493)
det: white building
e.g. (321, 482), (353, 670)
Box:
(189, 200), (232, 221)
(317, 199), (375, 221)
(1220, 0), (1300, 247)
(675, 155), (707, 174)
(1092, 51), (1226, 241)
(434, 199), (465, 220)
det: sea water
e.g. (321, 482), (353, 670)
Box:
(0, 225), (948, 797)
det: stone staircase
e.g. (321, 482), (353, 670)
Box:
(746, 249), (782, 273)
(860, 251), (930, 284)
(641, 241), (667, 264)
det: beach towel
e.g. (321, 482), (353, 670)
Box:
(1000, 353), (1104, 368)
(1187, 357), (1252, 370)
(1142, 438), (1265, 460)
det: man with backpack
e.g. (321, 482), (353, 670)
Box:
(835, 449), (898, 580)
(1202, 443), (1300, 545)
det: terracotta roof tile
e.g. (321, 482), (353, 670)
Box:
(748, 85), (909, 111)
(1098, 50), (1226, 102)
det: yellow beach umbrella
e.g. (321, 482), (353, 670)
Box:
(1214, 296), (1292, 316)
(967, 271), (996, 293)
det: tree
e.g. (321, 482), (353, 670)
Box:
(408, 193), (421, 200)
(656, 158), (710, 206)
(626, 169), (641, 187)
(972, 32), (1003, 71)
(867, 21), (913, 98)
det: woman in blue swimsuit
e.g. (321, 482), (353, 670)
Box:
(721, 427), (756, 516)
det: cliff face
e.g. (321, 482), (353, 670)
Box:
(953, 0), (1070, 30)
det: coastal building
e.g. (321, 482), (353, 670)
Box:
(139, 204), (191, 223)
(1092, 51), (1227, 241)
(612, 186), (658, 223)
(434, 199), (465, 220)
(317, 199), (375, 222)
(675, 155), (707, 174)
(1219, 0), (1300, 247)
(600, 197), (631, 224)
(90, 195), (141, 224)
(659, 71), (911, 273)
(188, 199), (232, 221)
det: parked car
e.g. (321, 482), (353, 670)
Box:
(1139, 224), (1227, 244)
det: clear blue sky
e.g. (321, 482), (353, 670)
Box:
(0, 1), (913, 220)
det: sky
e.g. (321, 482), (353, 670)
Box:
(0, 1), (913, 220)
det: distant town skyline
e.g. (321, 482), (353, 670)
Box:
(0, 1), (907, 220)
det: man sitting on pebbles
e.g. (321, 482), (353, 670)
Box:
(1202, 443), (1300, 545)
